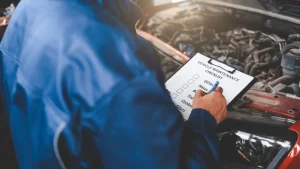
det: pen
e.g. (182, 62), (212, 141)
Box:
(208, 81), (220, 93)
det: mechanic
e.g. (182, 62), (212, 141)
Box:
(0, 0), (227, 169)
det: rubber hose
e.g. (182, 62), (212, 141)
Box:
(255, 73), (268, 80)
(246, 53), (254, 63)
(281, 42), (300, 55)
(268, 75), (295, 87)
(289, 84), (300, 97)
(253, 47), (274, 63)
(245, 61), (255, 74)
(249, 63), (269, 76)
(230, 39), (240, 60)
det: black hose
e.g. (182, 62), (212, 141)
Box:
(245, 53), (254, 63)
(230, 39), (241, 60)
(281, 42), (300, 55)
(268, 75), (295, 87)
(245, 61), (255, 74)
(249, 63), (269, 76)
(289, 84), (300, 97)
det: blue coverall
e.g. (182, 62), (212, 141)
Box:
(0, 0), (219, 168)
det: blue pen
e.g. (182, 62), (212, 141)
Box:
(208, 81), (220, 93)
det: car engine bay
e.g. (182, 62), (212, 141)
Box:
(138, 2), (300, 168)
(143, 4), (300, 98)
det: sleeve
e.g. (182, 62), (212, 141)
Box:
(182, 109), (219, 169)
(78, 73), (219, 169)
(54, 14), (219, 168)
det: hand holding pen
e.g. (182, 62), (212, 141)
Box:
(192, 81), (227, 124)
(208, 81), (220, 94)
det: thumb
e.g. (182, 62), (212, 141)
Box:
(215, 87), (223, 94)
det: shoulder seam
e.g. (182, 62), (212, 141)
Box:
(0, 46), (20, 64)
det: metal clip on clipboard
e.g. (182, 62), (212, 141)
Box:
(208, 59), (237, 74)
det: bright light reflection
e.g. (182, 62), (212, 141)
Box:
(171, 0), (186, 3)
(236, 131), (291, 148)
(261, 140), (273, 147)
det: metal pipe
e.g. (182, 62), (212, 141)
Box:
(268, 75), (295, 87)
(250, 88), (266, 92)
(288, 84), (300, 97)
(253, 47), (274, 63)
(230, 39), (240, 60)
(255, 73), (268, 80)
(273, 92), (300, 100)
(234, 35), (251, 41)
(245, 61), (255, 74)
(246, 53), (254, 63)
(249, 89), (300, 100)
(249, 63), (269, 76)
(285, 93), (300, 100)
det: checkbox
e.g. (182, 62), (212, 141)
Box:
(187, 79), (194, 84)
(182, 83), (189, 89)
(176, 88), (184, 94)
(193, 74), (200, 79)
(171, 93), (178, 99)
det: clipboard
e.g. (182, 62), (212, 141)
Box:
(206, 58), (257, 108)
(165, 53), (257, 120)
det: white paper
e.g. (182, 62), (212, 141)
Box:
(165, 53), (254, 120)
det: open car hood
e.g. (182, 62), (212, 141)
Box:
(257, 0), (300, 18)
(136, 1), (300, 168)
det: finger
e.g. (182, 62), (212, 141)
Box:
(195, 90), (202, 98)
(215, 86), (223, 94)
(200, 90), (208, 96)
(195, 90), (207, 98)
(223, 109), (228, 119)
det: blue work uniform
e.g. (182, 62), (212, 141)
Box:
(0, 0), (219, 169)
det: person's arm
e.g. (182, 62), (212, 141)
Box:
(55, 15), (227, 168)
(181, 108), (219, 169)
(73, 74), (226, 169)
(181, 88), (227, 169)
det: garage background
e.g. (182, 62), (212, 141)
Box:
(0, 0), (18, 8)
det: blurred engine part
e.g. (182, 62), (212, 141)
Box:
(245, 90), (300, 118)
(281, 43), (300, 77)
(141, 4), (300, 100)
(0, 3), (13, 40)
(3, 3), (15, 16)
(219, 131), (293, 169)
(138, 2), (300, 169)
(157, 49), (182, 79)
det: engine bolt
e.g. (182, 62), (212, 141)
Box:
(288, 110), (295, 114)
